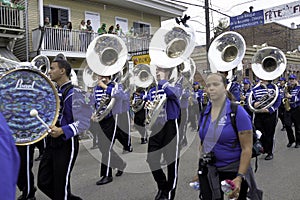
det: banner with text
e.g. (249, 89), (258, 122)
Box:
(264, 1), (300, 23)
(230, 10), (264, 30)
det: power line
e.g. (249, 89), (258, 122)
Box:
(168, 0), (231, 17)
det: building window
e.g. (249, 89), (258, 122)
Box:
(43, 6), (69, 27)
(133, 21), (150, 36)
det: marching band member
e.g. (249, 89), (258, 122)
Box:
(241, 78), (253, 119)
(93, 74), (127, 185)
(250, 79), (281, 160)
(145, 66), (181, 200)
(132, 87), (148, 144)
(188, 82), (201, 131)
(219, 70), (241, 102)
(17, 145), (36, 200)
(115, 83), (133, 153)
(38, 59), (93, 200)
(284, 74), (300, 148)
(278, 77), (287, 131)
(179, 87), (190, 147)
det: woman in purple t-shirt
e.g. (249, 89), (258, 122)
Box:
(198, 73), (256, 200)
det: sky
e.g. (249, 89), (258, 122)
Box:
(164, 0), (300, 45)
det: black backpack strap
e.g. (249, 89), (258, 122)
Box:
(230, 102), (239, 135)
(200, 105), (209, 145)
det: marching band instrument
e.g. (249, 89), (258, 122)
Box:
(251, 47), (286, 80)
(248, 47), (286, 113)
(146, 22), (196, 128)
(31, 54), (51, 75)
(208, 31), (246, 72)
(203, 93), (209, 105)
(82, 62), (98, 88)
(0, 67), (59, 145)
(282, 98), (291, 111)
(131, 64), (154, 113)
(86, 34), (128, 121)
(86, 34), (128, 76)
(133, 64), (154, 89)
(149, 21), (195, 68)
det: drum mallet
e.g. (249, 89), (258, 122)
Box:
(30, 109), (52, 133)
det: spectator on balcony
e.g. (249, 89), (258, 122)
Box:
(108, 25), (115, 34)
(86, 19), (93, 47)
(43, 17), (52, 49)
(44, 16), (51, 27)
(63, 21), (73, 50)
(79, 20), (87, 51)
(97, 23), (107, 35)
(54, 20), (62, 29)
(115, 24), (124, 36)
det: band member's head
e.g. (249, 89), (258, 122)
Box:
(156, 66), (172, 81)
(49, 59), (72, 83)
(193, 81), (199, 91)
(97, 75), (111, 84)
(278, 77), (286, 86)
(288, 74), (298, 86)
(243, 78), (251, 90)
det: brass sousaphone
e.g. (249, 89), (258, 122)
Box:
(86, 34), (128, 121)
(146, 21), (196, 128)
(248, 46), (286, 112)
(208, 31), (246, 73)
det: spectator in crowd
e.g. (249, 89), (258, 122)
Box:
(108, 25), (115, 34)
(79, 20), (87, 51)
(86, 19), (93, 47)
(115, 24), (124, 36)
(63, 21), (73, 50)
(44, 16), (51, 27)
(98, 23), (107, 35)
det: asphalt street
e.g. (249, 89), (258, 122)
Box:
(18, 122), (300, 200)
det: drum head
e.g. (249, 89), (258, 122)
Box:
(0, 69), (59, 145)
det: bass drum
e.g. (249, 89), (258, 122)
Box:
(0, 68), (59, 145)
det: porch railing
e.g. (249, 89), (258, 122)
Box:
(0, 5), (24, 29)
(33, 27), (151, 58)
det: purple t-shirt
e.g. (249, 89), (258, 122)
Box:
(199, 98), (252, 167)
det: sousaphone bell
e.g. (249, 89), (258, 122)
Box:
(208, 31), (246, 72)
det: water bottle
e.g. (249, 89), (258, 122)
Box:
(189, 181), (200, 190)
(221, 180), (235, 195)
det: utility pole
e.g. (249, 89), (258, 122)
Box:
(205, 0), (210, 70)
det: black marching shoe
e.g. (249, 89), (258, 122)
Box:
(18, 187), (37, 200)
(116, 162), (127, 177)
(287, 142), (294, 148)
(265, 153), (273, 160)
(96, 176), (113, 185)
(141, 137), (148, 144)
(155, 190), (168, 200)
(295, 144), (300, 148)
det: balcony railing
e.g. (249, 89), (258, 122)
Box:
(0, 5), (24, 29)
(33, 27), (151, 58)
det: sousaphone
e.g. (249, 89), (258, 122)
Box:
(208, 31), (246, 72)
(248, 46), (286, 112)
(86, 34), (128, 121)
(149, 21), (195, 68)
